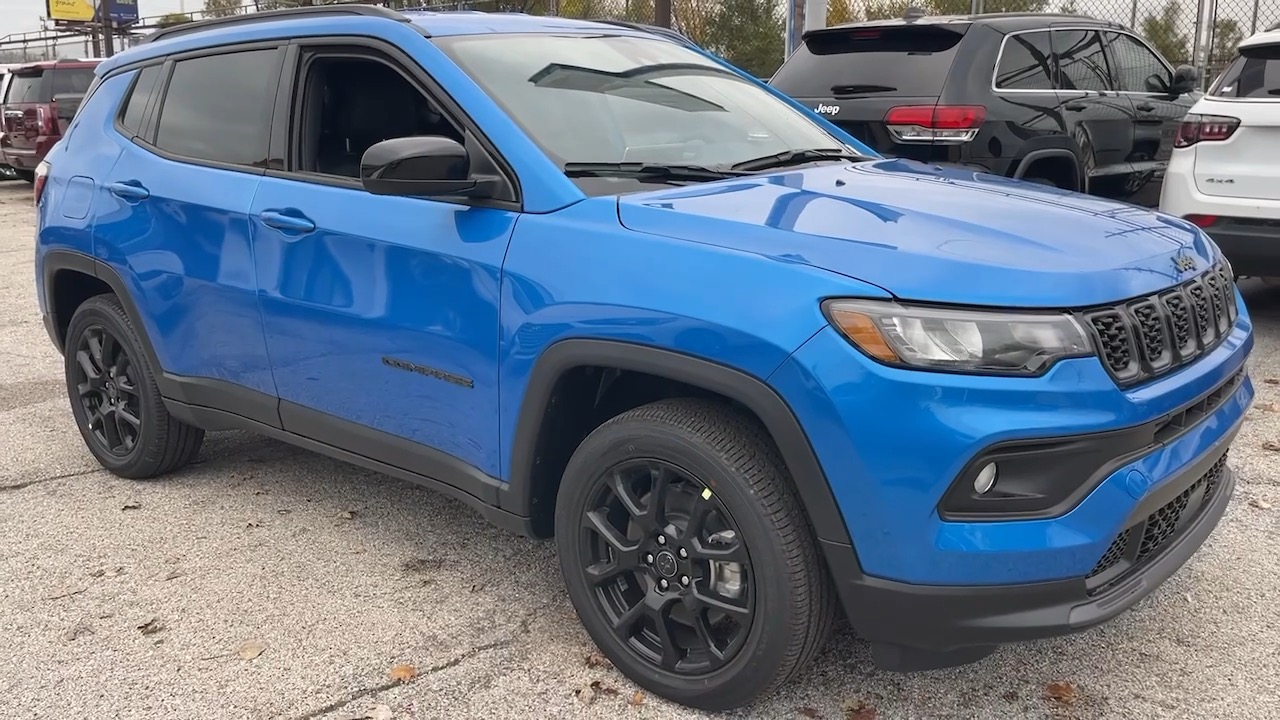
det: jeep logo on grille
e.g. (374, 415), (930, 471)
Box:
(1173, 255), (1197, 273)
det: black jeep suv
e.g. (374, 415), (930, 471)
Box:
(769, 12), (1200, 207)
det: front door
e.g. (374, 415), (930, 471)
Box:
(251, 42), (518, 481)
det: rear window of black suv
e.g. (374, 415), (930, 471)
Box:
(770, 24), (968, 98)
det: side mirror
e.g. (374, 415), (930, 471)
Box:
(1170, 65), (1198, 94)
(360, 136), (477, 198)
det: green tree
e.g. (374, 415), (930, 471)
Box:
(1210, 17), (1244, 67)
(155, 12), (193, 27)
(706, 0), (784, 77)
(1140, 0), (1190, 65)
(864, 0), (912, 20)
(828, 0), (858, 25)
(202, 0), (242, 17)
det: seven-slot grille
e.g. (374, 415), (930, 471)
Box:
(1080, 262), (1238, 386)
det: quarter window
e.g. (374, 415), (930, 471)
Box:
(1104, 32), (1172, 93)
(1054, 30), (1112, 92)
(995, 31), (1055, 90)
(119, 65), (161, 136)
(153, 48), (281, 167)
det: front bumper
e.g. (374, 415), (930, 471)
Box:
(819, 419), (1238, 670)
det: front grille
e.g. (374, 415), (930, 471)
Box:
(1085, 453), (1228, 596)
(1080, 262), (1238, 387)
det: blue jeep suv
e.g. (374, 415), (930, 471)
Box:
(33, 6), (1254, 711)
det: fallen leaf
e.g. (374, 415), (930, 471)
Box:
(246, 521), (261, 529)
(1044, 681), (1078, 706)
(122, 502), (142, 511)
(368, 706), (393, 720)
(842, 699), (877, 720)
(591, 680), (619, 696)
(389, 663), (417, 683)
(402, 557), (443, 573)
(798, 708), (823, 719)
(628, 691), (645, 706)
(47, 586), (87, 600)
(470, 582), (485, 593)
(1002, 690), (1019, 703)
(137, 618), (163, 636)
(1266, 378), (1280, 385)
(1251, 498), (1273, 510)
(252, 489), (268, 495)
(60, 623), (94, 642)
(1258, 402), (1279, 413)
(1263, 441), (1280, 452)
(163, 570), (184, 581)
(574, 684), (597, 705)
(338, 510), (357, 520)
(237, 640), (266, 660)
(585, 651), (612, 669)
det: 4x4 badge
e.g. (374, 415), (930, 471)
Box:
(1173, 255), (1196, 272)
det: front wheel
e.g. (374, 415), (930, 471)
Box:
(555, 398), (835, 711)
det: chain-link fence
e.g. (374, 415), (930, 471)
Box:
(1, 0), (1274, 86)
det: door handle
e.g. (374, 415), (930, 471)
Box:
(106, 181), (150, 201)
(259, 209), (316, 234)
(1137, 102), (1155, 112)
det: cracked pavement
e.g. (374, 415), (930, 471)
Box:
(1, 181), (1278, 719)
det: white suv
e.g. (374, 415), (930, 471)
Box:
(1160, 27), (1280, 278)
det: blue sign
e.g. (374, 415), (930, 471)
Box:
(99, 0), (139, 25)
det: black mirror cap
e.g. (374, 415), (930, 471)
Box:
(1172, 64), (1199, 93)
(360, 135), (477, 197)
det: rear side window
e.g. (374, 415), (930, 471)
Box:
(995, 31), (1055, 90)
(49, 67), (95, 97)
(153, 49), (281, 168)
(1054, 30), (1112, 91)
(4, 71), (45, 103)
(1211, 44), (1280, 98)
(120, 65), (162, 135)
(770, 25), (967, 97)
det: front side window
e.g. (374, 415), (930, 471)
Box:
(1103, 32), (1172, 93)
(995, 31), (1055, 90)
(1054, 30), (1112, 92)
(153, 48), (280, 167)
(436, 33), (850, 176)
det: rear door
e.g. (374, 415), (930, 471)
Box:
(3, 67), (45, 153)
(1193, 41), (1280, 201)
(768, 23), (968, 162)
(1052, 28), (1141, 200)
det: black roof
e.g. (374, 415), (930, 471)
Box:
(812, 11), (1128, 35)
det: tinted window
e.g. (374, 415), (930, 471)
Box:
(1211, 43), (1280, 98)
(154, 49), (280, 167)
(120, 65), (161, 135)
(1104, 32), (1171, 92)
(1054, 30), (1112, 91)
(769, 25), (967, 97)
(995, 31), (1055, 90)
(4, 72), (44, 103)
(49, 67), (95, 97)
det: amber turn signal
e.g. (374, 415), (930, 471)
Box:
(827, 307), (899, 363)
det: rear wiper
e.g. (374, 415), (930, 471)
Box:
(831, 83), (898, 95)
(563, 162), (748, 182)
(730, 148), (866, 172)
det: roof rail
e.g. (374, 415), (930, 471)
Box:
(589, 19), (697, 47)
(140, 4), (408, 45)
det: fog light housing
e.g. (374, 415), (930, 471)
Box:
(974, 463), (998, 494)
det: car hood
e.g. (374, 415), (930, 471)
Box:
(615, 159), (1218, 308)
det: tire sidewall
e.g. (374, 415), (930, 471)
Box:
(63, 298), (158, 473)
(555, 417), (798, 707)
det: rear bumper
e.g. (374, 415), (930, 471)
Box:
(822, 420), (1238, 669)
(1199, 216), (1280, 277)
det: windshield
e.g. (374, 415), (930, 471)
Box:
(435, 33), (856, 187)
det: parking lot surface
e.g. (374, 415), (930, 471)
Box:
(1, 180), (1278, 719)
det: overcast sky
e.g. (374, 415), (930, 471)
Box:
(1, 0), (1275, 49)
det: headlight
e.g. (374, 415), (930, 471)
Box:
(823, 299), (1093, 376)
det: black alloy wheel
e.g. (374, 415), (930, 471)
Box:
(72, 325), (143, 458)
(580, 457), (753, 673)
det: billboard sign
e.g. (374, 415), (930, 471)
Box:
(46, 0), (139, 25)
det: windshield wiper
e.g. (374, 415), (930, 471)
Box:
(563, 162), (749, 182)
(831, 84), (898, 95)
(730, 148), (866, 172)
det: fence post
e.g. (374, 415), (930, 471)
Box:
(785, 0), (805, 57)
(654, 0), (671, 27)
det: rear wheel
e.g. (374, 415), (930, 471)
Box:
(555, 398), (834, 711)
(64, 295), (204, 479)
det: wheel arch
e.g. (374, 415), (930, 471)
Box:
(503, 338), (853, 548)
(1012, 145), (1085, 192)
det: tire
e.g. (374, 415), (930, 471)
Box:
(63, 294), (204, 479)
(554, 398), (835, 711)
(15, 169), (34, 184)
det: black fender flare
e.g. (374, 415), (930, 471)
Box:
(1012, 147), (1084, 190)
(41, 249), (281, 427)
(503, 338), (854, 547)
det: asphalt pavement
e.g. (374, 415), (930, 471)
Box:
(1, 181), (1277, 719)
